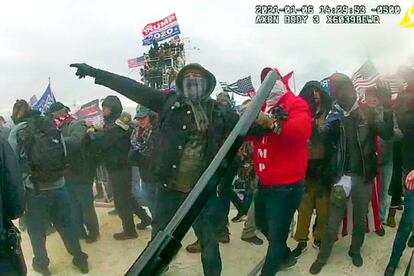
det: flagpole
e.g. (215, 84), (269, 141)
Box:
(293, 72), (297, 92)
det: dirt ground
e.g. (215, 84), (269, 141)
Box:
(20, 207), (412, 276)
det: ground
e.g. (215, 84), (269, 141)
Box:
(21, 207), (411, 276)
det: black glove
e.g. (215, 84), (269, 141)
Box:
(70, 63), (97, 79)
(270, 106), (289, 122)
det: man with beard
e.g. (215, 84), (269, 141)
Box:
(385, 66), (414, 276)
(309, 73), (394, 274)
(85, 96), (151, 240)
(70, 62), (238, 276)
(8, 100), (88, 275)
(45, 102), (100, 243)
(292, 81), (333, 256)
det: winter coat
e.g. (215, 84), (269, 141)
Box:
(251, 91), (312, 185)
(91, 63), (239, 190)
(85, 97), (132, 172)
(395, 85), (414, 173)
(0, 136), (25, 223)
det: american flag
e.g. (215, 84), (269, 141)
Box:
(128, 55), (146, 68)
(379, 74), (407, 94)
(220, 76), (255, 96)
(352, 60), (380, 91)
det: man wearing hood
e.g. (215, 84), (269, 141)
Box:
(309, 73), (394, 274)
(45, 102), (100, 243)
(249, 67), (312, 275)
(85, 96), (151, 240)
(385, 66), (414, 276)
(70, 62), (238, 276)
(8, 100), (88, 275)
(292, 81), (333, 257)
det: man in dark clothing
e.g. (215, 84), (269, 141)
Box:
(70, 62), (239, 276)
(8, 100), (88, 275)
(45, 102), (100, 243)
(0, 135), (26, 276)
(385, 66), (414, 276)
(293, 81), (333, 256)
(309, 73), (394, 274)
(85, 96), (151, 240)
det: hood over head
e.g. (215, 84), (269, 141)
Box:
(102, 95), (123, 124)
(328, 73), (357, 112)
(175, 63), (216, 102)
(299, 81), (333, 118)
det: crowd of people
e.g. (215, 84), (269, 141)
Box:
(140, 39), (185, 89)
(0, 60), (413, 276)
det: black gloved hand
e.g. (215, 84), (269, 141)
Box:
(70, 63), (97, 79)
(271, 106), (289, 122)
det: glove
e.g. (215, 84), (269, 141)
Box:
(70, 63), (97, 79)
(271, 106), (289, 122)
(256, 112), (275, 129)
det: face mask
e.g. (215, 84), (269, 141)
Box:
(182, 73), (207, 102)
(265, 80), (287, 113)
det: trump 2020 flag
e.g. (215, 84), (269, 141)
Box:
(32, 84), (56, 114)
(142, 13), (181, 46)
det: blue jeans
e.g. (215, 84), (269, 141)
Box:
(388, 191), (414, 267)
(152, 187), (222, 276)
(380, 138), (394, 223)
(140, 181), (159, 216)
(26, 187), (86, 268)
(131, 166), (142, 204)
(256, 181), (304, 276)
(66, 182), (99, 238)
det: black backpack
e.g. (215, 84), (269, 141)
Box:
(25, 116), (67, 184)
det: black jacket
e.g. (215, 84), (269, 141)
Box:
(325, 106), (394, 183)
(0, 136), (25, 224)
(395, 85), (414, 173)
(92, 64), (239, 189)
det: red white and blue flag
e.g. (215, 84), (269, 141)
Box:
(128, 56), (146, 68)
(352, 60), (380, 91)
(142, 13), (181, 46)
(32, 84), (56, 114)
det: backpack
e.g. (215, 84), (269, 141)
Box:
(25, 116), (68, 184)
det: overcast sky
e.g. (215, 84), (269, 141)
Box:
(1, 0), (413, 116)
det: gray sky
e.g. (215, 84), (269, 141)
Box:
(1, 0), (413, 116)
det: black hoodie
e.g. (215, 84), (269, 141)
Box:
(86, 95), (131, 171)
(102, 95), (123, 127)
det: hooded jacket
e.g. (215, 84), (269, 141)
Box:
(250, 68), (312, 185)
(299, 81), (334, 184)
(324, 73), (394, 183)
(91, 63), (239, 191)
(85, 96), (132, 171)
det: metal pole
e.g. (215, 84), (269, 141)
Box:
(126, 71), (279, 276)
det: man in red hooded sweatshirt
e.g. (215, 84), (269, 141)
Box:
(251, 67), (312, 275)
